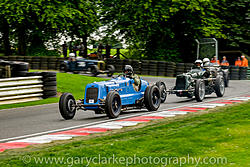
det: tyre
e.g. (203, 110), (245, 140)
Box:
(43, 76), (57, 82)
(31, 63), (40, 69)
(195, 79), (205, 102)
(12, 71), (28, 77)
(107, 65), (115, 77)
(43, 90), (57, 96)
(144, 85), (161, 111)
(43, 86), (57, 91)
(44, 81), (57, 86)
(26, 72), (42, 76)
(42, 72), (57, 77)
(60, 64), (68, 72)
(91, 65), (99, 77)
(223, 73), (229, 87)
(105, 91), (121, 118)
(59, 93), (76, 120)
(214, 75), (225, 97)
(156, 81), (167, 103)
(13, 62), (29, 71)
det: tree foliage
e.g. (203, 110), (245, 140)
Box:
(0, 0), (249, 60)
(100, 0), (249, 61)
(0, 0), (99, 55)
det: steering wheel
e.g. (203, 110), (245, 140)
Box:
(112, 73), (126, 79)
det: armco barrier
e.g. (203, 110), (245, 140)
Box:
(0, 76), (43, 105)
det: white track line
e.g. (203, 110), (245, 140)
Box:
(160, 111), (188, 115)
(204, 103), (226, 106)
(145, 113), (176, 117)
(105, 121), (139, 127)
(228, 97), (250, 101)
(8, 135), (73, 144)
(190, 105), (217, 108)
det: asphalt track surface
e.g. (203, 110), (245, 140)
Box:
(0, 76), (249, 142)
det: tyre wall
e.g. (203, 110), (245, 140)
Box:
(0, 56), (64, 71)
(0, 56), (249, 80)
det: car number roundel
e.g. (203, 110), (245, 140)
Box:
(89, 99), (94, 103)
(78, 62), (86, 67)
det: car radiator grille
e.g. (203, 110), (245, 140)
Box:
(86, 88), (98, 103)
(176, 77), (186, 90)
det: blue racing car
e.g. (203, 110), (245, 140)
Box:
(60, 57), (115, 77)
(59, 75), (167, 119)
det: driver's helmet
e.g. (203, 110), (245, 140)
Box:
(194, 59), (202, 67)
(69, 53), (75, 57)
(123, 65), (134, 76)
(203, 58), (210, 67)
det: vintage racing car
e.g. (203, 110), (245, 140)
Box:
(167, 67), (225, 102)
(60, 58), (115, 77)
(59, 75), (167, 119)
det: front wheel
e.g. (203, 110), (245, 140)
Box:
(156, 81), (167, 103)
(105, 91), (122, 118)
(59, 93), (76, 120)
(215, 75), (225, 97)
(223, 74), (229, 87)
(144, 85), (161, 111)
(195, 79), (205, 102)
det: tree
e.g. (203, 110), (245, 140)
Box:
(0, 18), (11, 56)
(218, 0), (250, 55)
(100, 0), (249, 61)
(0, 0), (99, 56)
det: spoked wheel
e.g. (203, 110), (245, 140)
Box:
(60, 64), (68, 73)
(195, 79), (205, 102)
(107, 65), (115, 77)
(144, 85), (161, 111)
(91, 65), (99, 77)
(156, 81), (167, 103)
(105, 91), (122, 118)
(59, 93), (76, 120)
(215, 75), (225, 97)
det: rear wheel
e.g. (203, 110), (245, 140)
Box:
(59, 93), (76, 120)
(105, 91), (121, 118)
(215, 75), (225, 97)
(91, 65), (99, 77)
(107, 65), (115, 77)
(156, 81), (167, 103)
(60, 64), (68, 72)
(195, 79), (205, 102)
(144, 85), (161, 111)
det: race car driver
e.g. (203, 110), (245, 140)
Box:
(203, 58), (211, 67)
(193, 59), (203, 69)
(123, 65), (141, 91)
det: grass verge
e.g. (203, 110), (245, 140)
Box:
(0, 101), (249, 166)
(0, 73), (107, 110)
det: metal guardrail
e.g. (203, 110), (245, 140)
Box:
(0, 76), (43, 105)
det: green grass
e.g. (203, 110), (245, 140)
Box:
(0, 73), (107, 110)
(0, 102), (249, 166)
